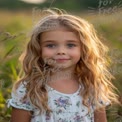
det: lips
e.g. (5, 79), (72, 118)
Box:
(54, 58), (70, 60)
(54, 57), (70, 60)
(55, 59), (70, 63)
(53, 57), (70, 63)
(56, 59), (69, 60)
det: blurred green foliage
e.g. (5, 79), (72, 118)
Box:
(0, 9), (122, 122)
(0, 0), (122, 11)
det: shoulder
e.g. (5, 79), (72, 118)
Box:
(12, 81), (27, 96)
(7, 81), (34, 111)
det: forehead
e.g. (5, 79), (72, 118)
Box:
(40, 26), (79, 41)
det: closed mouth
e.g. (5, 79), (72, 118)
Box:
(55, 58), (70, 60)
(55, 59), (70, 62)
(54, 58), (70, 60)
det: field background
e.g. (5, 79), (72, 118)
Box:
(0, 0), (122, 121)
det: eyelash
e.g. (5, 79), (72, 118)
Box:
(67, 44), (76, 48)
(45, 44), (76, 48)
(45, 44), (56, 48)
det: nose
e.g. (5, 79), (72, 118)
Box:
(56, 46), (66, 55)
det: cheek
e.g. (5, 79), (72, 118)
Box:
(41, 48), (56, 66)
(74, 53), (81, 61)
(41, 48), (54, 58)
(70, 49), (81, 59)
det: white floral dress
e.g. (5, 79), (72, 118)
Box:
(7, 82), (95, 122)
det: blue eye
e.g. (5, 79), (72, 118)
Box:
(67, 44), (76, 48)
(45, 44), (56, 48)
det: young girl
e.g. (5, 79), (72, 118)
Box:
(8, 8), (120, 122)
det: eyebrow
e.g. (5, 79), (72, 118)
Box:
(41, 40), (56, 44)
(41, 40), (80, 44)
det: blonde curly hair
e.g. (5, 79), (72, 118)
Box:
(14, 8), (120, 113)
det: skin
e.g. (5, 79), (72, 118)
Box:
(94, 108), (107, 122)
(40, 27), (81, 93)
(10, 27), (107, 122)
(10, 108), (32, 122)
(41, 28), (81, 71)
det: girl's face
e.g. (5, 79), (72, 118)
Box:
(40, 26), (81, 70)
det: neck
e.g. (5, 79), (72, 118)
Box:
(46, 66), (77, 83)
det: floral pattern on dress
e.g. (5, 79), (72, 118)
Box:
(86, 112), (94, 122)
(76, 101), (80, 107)
(73, 112), (85, 122)
(46, 112), (51, 120)
(7, 82), (34, 111)
(7, 82), (95, 122)
(54, 97), (72, 110)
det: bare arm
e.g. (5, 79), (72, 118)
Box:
(10, 107), (32, 122)
(94, 107), (107, 122)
